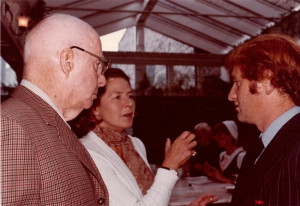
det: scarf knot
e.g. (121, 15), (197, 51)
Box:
(93, 126), (155, 195)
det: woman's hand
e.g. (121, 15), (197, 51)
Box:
(189, 193), (219, 206)
(162, 131), (197, 170)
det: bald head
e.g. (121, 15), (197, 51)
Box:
(194, 122), (211, 133)
(24, 14), (101, 76)
(22, 14), (105, 121)
(194, 122), (213, 147)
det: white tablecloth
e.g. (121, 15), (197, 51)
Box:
(169, 176), (234, 206)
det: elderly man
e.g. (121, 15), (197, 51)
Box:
(1, 14), (110, 205)
(226, 34), (300, 206)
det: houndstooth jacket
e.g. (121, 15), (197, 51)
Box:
(1, 86), (108, 205)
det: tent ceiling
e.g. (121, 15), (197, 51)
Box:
(45, 0), (300, 54)
(1, 0), (300, 83)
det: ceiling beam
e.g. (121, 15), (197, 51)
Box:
(103, 51), (226, 67)
(136, 0), (158, 24)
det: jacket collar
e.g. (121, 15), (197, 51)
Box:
(11, 86), (103, 181)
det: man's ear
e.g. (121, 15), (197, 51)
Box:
(60, 48), (74, 78)
(263, 80), (274, 95)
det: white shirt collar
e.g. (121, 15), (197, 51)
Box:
(20, 79), (69, 126)
(260, 106), (300, 148)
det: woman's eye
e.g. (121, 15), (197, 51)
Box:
(128, 94), (136, 101)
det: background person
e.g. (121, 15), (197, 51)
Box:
(1, 14), (109, 205)
(203, 120), (246, 184)
(226, 33), (300, 206)
(190, 122), (223, 177)
(71, 68), (218, 206)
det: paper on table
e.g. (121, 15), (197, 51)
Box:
(185, 176), (212, 185)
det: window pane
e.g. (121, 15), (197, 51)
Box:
(146, 65), (166, 89)
(173, 65), (195, 89)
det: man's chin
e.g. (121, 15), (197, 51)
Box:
(237, 113), (252, 124)
(237, 113), (245, 122)
(84, 100), (94, 110)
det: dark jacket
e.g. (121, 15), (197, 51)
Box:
(231, 113), (300, 206)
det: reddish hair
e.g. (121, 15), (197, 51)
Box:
(226, 34), (300, 103)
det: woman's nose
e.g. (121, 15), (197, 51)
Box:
(124, 97), (133, 107)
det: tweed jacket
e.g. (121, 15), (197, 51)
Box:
(1, 86), (108, 205)
(231, 113), (300, 206)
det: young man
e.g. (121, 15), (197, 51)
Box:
(227, 34), (300, 206)
(1, 14), (109, 205)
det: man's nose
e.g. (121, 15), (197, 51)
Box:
(228, 85), (236, 101)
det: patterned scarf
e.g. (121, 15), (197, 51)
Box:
(93, 126), (155, 195)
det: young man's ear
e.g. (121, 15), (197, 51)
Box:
(255, 80), (274, 95)
(263, 81), (274, 95)
(60, 48), (74, 78)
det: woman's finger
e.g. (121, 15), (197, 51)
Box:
(164, 138), (171, 154)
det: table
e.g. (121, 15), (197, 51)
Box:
(169, 176), (234, 206)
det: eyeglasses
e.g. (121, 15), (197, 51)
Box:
(70, 46), (110, 74)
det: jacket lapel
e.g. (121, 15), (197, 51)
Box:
(233, 113), (300, 204)
(251, 113), (300, 185)
(12, 86), (102, 181)
(87, 132), (143, 196)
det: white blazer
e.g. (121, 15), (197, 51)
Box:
(81, 131), (178, 206)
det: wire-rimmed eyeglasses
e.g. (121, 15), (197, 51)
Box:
(70, 46), (110, 75)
